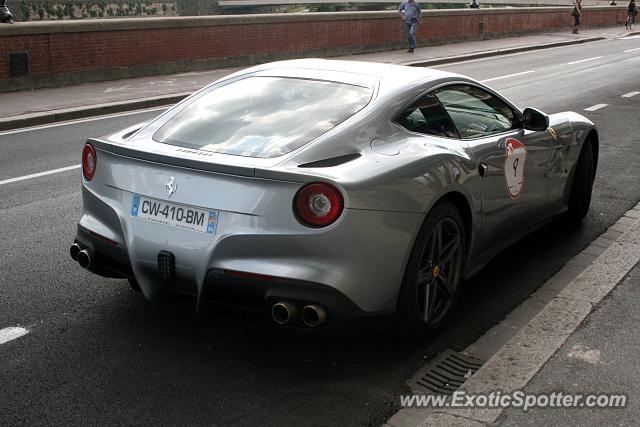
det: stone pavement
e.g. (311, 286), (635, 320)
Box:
(0, 25), (637, 130)
(500, 261), (640, 425)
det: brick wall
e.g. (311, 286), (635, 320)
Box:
(0, 7), (626, 92)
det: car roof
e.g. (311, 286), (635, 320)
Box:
(227, 58), (464, 95)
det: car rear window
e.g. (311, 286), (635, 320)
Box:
(153, 76), (373, 159)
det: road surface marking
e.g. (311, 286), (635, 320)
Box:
(0, 106), (168, 137)
(584, 104), (608, 112)
(434, 42), (597, 68)
(624, 47), (640, 52)
(620, 36), (640, 40)
(480, 70), (535, 83)
(567, 56), (602, 65)
(622, 91), (640, 98)
(0, 164), (80, 186)
(0, 327), (29, 344)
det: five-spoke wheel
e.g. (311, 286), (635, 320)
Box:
(395, 201), (467, 338)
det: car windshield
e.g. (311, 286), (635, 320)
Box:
(153, 76), (373, 159)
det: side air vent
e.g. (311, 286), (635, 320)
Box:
(298, 153), (361, 168)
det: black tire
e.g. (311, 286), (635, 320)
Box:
(394, 202), (467, 339)
(567, 140), (595, 223)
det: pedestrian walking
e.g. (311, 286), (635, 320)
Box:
(626, 0), (637, 29)
(398, 0), (422, 53)
(570, 0), (582, 34)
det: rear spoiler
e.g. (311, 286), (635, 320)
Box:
(87, 137), (257, 178)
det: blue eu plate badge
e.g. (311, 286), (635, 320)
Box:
(206, 211), (218, 234)
(131, 195), (141, 216)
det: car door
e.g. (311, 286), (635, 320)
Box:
(433, 84), (554, 251)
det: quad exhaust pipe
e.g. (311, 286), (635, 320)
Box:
(301, 304), (327, 327)
(77, 248), (93, 270)
(77, 249), (92, 269)
(70, 243), (93, 270)
(69, 243), (82, 261)
(272, 301), (297, 325)
(271, 302), (328, 327)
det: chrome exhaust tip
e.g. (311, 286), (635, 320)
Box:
(301, 305), (327, 327)
(69, 243), (82, 261)
(77, 249), (92, 269)
(271, 301), (297, 325)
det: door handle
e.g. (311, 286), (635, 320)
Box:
(479, 163), (488, 178)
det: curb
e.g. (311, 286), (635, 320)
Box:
(0, 35), (613, 132)
(0, 92), (190, 132)
(408, 36), (605, 67)
(386, 204), (640, 426)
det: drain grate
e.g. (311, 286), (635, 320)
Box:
(408, 350), (484, 395)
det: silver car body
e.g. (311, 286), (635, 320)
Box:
(73, 59), (597, 321)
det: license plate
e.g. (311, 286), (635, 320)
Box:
(130, 195), (218, 234)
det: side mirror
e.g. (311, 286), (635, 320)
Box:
(522, 107), (549, 131)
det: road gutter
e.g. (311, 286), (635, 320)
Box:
(0, 93), (190, 132)
(386, 202), (640, 426)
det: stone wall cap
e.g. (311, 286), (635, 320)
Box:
(0, 7), (619, 36)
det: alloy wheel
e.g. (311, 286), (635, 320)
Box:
(415, 217), (463, 326)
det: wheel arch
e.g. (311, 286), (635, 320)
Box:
(586, 129), (599, 179)
(435, 191), (473, 253)
(393, 190), (473, 335)
(564, 127), (599, 202)
(410, 190), (474, 275)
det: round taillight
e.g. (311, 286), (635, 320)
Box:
(294, 182), (344, 227)
(82, 143), (97, 181)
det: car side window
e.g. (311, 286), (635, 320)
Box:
(396, 93), (459, 139)
(434, 85), (520, 139)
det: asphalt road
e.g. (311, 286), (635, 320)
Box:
(1, 36), (639, 426)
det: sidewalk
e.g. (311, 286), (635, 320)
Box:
(500, 261), (640, 425)
(0, 25), (636, 131)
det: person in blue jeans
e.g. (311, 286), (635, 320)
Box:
(398, 0), (422, 53)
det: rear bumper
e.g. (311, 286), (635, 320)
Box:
(72, 225), (394, 328)
(73, 225), (134, 280)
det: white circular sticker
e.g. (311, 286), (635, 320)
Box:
(504, 138), (527, 199)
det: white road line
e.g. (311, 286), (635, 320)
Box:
(0, 106), (168, 137)
(624, 47), (640, 52)
(0, 164), (80, 186)
(622, 91), (640, 98)
(584, 104), (608, 112)
(567, 56), (602, 65)
(480, 70), (535, 83)
(0, 327), (29, 344)
(434, 40), (607, 68)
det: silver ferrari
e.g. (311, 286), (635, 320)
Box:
(70, 59), (598, 337)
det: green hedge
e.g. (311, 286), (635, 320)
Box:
(18, 1), (179, 20)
